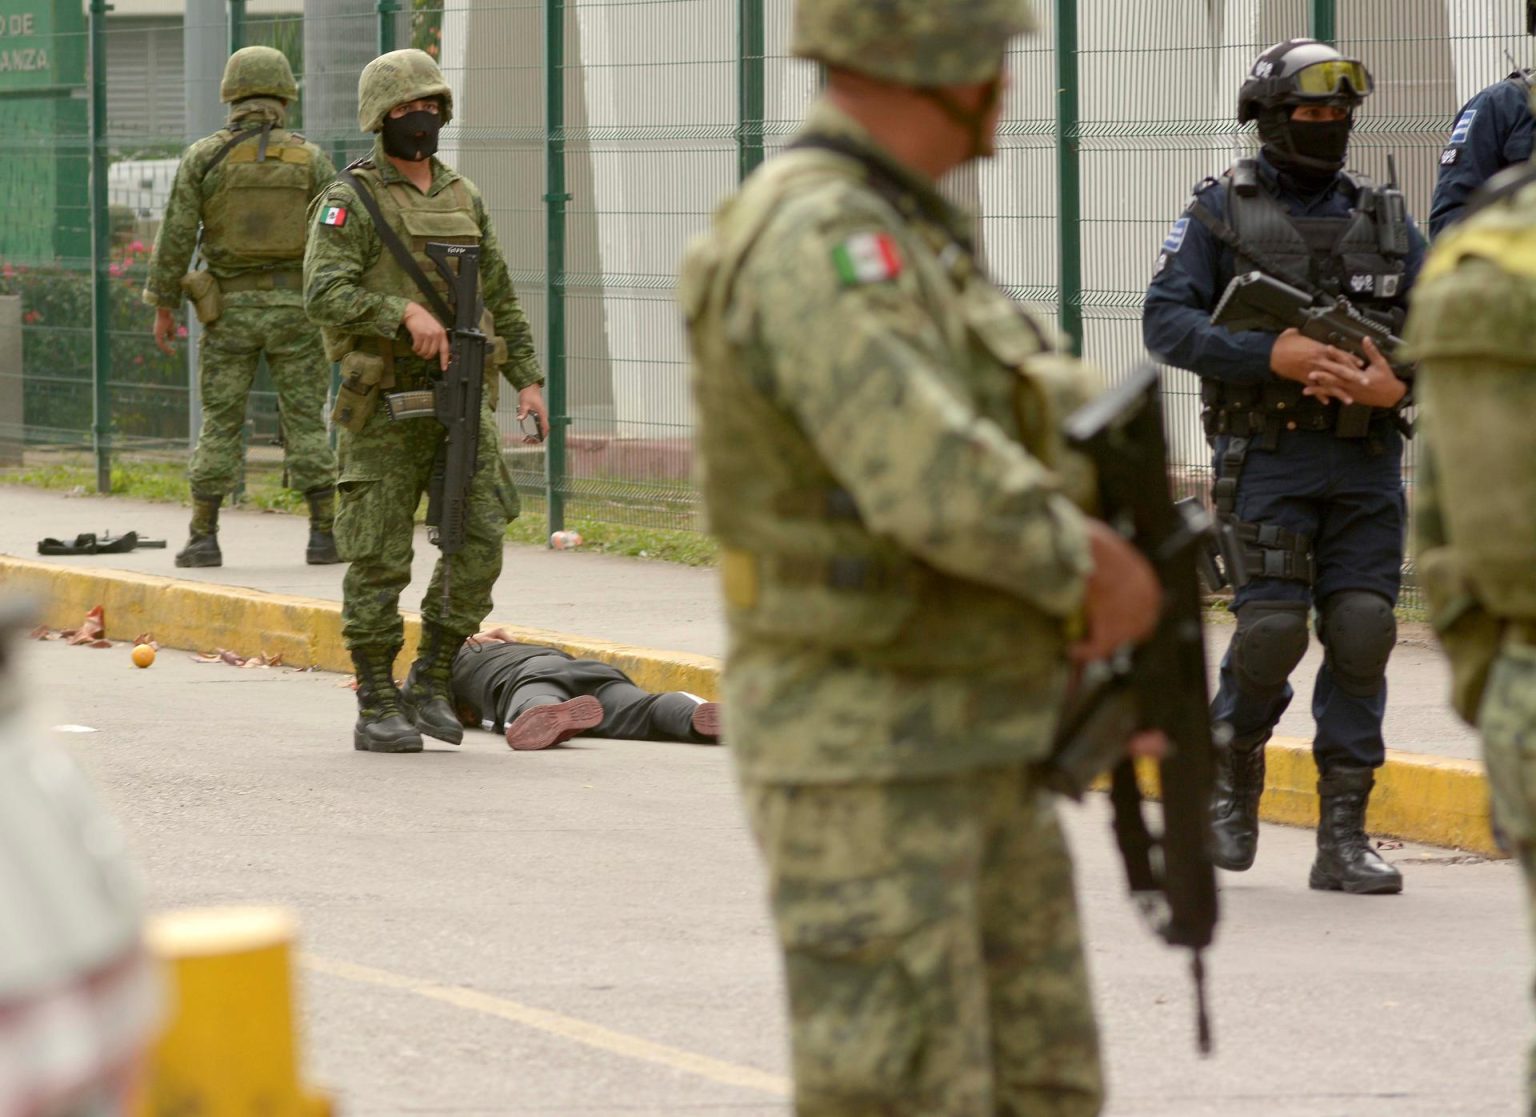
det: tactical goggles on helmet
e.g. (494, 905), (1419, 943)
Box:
(1287, 58), (1373, 100)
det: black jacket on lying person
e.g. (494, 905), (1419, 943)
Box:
(450, 639), (720, 744)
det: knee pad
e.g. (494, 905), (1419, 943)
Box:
(1232, 600), (1310, 698)
(1320, 591), (1396, 698)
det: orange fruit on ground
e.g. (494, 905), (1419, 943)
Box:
(131, 644), (156, 669)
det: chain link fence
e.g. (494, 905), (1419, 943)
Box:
(0, 0), (1528, 595)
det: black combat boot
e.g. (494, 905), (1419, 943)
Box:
(400, 622), (467, 745)
(175, 493), (223, 568)
(1209, 733), (1267, 872)
(1309, 765), (1403, 894)
(305, 486), (341, 565)
(351, 646), (423, 753)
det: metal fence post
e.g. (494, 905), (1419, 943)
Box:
(1309, 0), (1337, 44)
(378, 0), (400, 54)
(1054, 0), (1084, 356)
(228, 0), (246, 52)
(88, 0), (111, 492)
(544, 0), (570, 535)
(737, 0), (764, 179)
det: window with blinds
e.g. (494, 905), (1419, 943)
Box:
(105, 17), (186, 149)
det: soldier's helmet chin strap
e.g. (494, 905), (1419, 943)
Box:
(919, 76), (1006, 162)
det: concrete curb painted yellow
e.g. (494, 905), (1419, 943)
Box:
(1, 554), (1494, 855)
(0, 554), (719, 700)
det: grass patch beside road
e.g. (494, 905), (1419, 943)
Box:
(0, 456), (717, 567)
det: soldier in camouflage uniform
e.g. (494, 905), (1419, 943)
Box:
(143, 46), (340, 568)
(303, 49), (547, 754)
(681, 2), (1162, 1112)
(1410, 24), (1536, 1103)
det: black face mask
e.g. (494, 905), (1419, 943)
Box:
(1258, 109), (1352, 191)
(381, 109), (441, 161)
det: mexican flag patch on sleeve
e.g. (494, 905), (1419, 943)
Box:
(321, 205), (348, 227)
(832, 232), (903, 287)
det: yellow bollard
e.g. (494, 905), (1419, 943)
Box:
(134, 906), (331, 1117)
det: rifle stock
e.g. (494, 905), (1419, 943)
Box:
(1048, 363), (1221, 1053)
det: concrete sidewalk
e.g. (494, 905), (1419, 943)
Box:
(0, 482), (1494, 853)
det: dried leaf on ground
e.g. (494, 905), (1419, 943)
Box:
(87, 639), (113, 649)
(131, 632), (159, 650)
(28, 625), (54, 641)
(62, 605), (105, 645)
(189, 648), (284, 669)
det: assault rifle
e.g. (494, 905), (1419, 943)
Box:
(1045, 363), (1222, 1055)
(1212, 270), (1404, 363)
(1212, 269), (1410, 439)
(386, 242), (488, 606)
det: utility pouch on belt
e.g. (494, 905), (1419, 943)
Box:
(331, 352), (387, 433)
(179, 271), (222, 325)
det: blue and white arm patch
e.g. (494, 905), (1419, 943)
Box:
(1449, 108), (1478, 145)
(1161, 216), (1191, 254)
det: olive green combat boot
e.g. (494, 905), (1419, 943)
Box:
(175, 494), (224, 568)
(305, 486), (341, 565)
(401, 622), (467, 745)
(1309, 766), (1403, 895)
(351, 646), (422, 753)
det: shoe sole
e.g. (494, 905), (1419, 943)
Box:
(353, 730), (424, 754)
(690, 702), (721, 739)
(505, 695), (603, 751)
(1308, 867), (1403, 895)
(306, 554), (344, 566)
(175, 555), (222, 568)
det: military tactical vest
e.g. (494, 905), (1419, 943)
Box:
(201, 125), (315, 265)
(1225, 160), (1407, 313)
(1408, 170), (1536, 621)
(323, 159), (507, 392)
(682, 149), (1096, 674)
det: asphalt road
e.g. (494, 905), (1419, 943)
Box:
(16, 635), (1529, 1116)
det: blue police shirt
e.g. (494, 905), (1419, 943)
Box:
(1142, 152), (1427, 387)
(1429, 73), (1535, 237)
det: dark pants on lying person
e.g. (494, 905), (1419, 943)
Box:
(450, 641), (717, 743)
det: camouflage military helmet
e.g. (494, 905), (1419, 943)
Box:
(792, 0), (1036, 86)
(219, 46), (298, 103)
(357, 49), (455, 133)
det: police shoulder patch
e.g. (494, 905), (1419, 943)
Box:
(831, 231), (903, 287)
(1161, 216), (1190, 255)
(1440, 147), (1462, 167)
(1450, 108), (1478, 145)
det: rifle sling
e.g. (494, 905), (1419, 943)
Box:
(1184, 199), (1330, 303)
(339, 165), (456, 327)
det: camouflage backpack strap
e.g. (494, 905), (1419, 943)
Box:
(204, 125), (265, 176)
(338, 161), (454, 324)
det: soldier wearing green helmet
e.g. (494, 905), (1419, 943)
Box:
(681, 0), (1161, 1112)
(304, 49), (547, 755)
(1411, 6), (1536, 1105)
(143, 45), (341, 569)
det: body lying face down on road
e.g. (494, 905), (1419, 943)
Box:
(449, 627), (721, 751)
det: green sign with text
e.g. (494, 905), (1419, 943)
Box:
(0, 1), (81, 92)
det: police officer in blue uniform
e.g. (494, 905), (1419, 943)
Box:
(1429, 71), (1534, 236)
(1144, 39), (1427, 895)
(1428, 2), (1536, 236)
